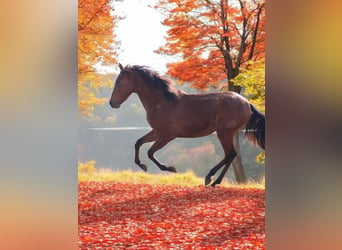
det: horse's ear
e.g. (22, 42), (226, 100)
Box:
(118, 63), (124, 71)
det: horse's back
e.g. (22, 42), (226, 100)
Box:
(166, 91), (251, 137)
(180, 91), (250, 115)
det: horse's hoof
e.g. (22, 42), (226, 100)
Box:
(204, 176), (212, 185)
(140, 164), (147, 172)
(167, 166), (177, 173)
(211, 182), (217, 187)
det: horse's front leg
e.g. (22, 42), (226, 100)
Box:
(147, 136), (177, 173)
(134, 130), (157, 171)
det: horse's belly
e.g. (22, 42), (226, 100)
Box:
(178, 130), (215, 138)
(176, 123), (216, 138)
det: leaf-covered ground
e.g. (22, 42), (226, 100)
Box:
(79, 182), (265, 249)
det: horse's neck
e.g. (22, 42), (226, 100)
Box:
(134, 82), (166, 111)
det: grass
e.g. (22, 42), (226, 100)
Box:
(78, 165), (265, 189)
(78, 169), (202, 187)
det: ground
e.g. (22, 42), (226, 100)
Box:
(79, 180), (265, 249)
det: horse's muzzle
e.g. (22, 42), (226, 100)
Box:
(109, 100), (120, 109)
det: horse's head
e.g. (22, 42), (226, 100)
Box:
(109, 63), (136, 108)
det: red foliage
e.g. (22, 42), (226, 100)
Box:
(79, 182), (265, 249)
(154, 0), (265, 90)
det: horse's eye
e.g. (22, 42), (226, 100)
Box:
(115, 74), (126, 86)
(115, 78), (122, 86)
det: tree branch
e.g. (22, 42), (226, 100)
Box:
(249, 3), (264, 60)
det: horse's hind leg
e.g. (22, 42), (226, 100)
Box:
(210, 150), (236, 186)
(134, 130), (157, 171)
(210, 133), (239, 186)
(205, 130), (236, 186)
(204, 156), (229, 185)
(147, 136), (176, 173)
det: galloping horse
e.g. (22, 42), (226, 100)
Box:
(109, 64), (265, 186)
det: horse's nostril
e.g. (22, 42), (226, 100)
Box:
(109, 100), (120, 108)
(109, 101), (116, 108)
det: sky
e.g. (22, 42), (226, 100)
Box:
(114, 0), (172, 74)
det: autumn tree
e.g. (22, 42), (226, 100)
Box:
(233, 58), (265, 111)
(233, 57), (265, 165)
(78, 0), (120, 118)
(154, 0), (265, 183)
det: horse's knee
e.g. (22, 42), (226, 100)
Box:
(135, 139), (143, 149)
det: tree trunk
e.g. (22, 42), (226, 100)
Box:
(219, 1), (246, 183)
(228, 79), (247, 184)
(232, 134), (247, 183)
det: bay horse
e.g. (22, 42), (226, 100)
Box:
(109, 64), (265, 186)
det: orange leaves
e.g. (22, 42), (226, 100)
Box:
(167, 56), (226, 89)
(78, 0), (118, 118)
(78, 182), (265, 248)
(155, 0), (265, 90)
(78, 0), (117, 69)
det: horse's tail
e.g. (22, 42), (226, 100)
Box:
(245, 103), (265, 150)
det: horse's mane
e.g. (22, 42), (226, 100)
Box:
(126, 65), (182, 101)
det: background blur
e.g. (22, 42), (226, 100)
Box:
(0, 0), (77, 249)
(266, 0), (342, 249)
(0, 0), (342, 249)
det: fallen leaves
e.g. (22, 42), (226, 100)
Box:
(79, 182), (265, 249)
